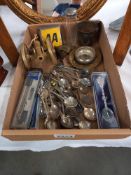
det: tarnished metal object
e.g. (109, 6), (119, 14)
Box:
(46, 37), (57, 65)
(21, 44), (31, 69)
(46, 120), (59, 129)
(68, 47), (102, 71)
(84, 107), (96, 121)
(77, 21), (100, 45)
(60, 114), (74, 129)
(33, 40), (45, 61)
(79, 120), (91, 129)
(75, 46), (96, 65)
(56, 45), (72, 58)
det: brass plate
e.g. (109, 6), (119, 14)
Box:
(68, 46), (102, 71)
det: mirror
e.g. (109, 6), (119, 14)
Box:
(6, 0), (107, 24)
(38, 0), (84, 16)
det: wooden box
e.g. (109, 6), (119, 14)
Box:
(2, 21), (131, 140)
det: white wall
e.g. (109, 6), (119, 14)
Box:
(41, 0), (71, 11)
(41, 0), (58, 15)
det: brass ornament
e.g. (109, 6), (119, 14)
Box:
(68, 47), (102, 71)
(20, 44), (31, 69)
(46, 37), (57, 65)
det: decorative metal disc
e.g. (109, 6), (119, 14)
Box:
(68, 47), (102, 71)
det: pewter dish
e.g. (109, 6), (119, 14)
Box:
(75, 46), (96, 65)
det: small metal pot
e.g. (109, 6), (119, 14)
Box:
(77, 21), (99, 46)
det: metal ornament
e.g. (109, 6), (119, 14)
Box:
(78, 78), (91, 94)
(58, 78), (71, 90)
(92, 72), (119, 128)
(46, 120), (59, 129)
(64, 96), (78, 108)
(97, 76), (115, 121)
(68, 47), (102, 71)
(77, 21), (100, 45)
(97, 77), (118, 127)
(79, 94), (94, 107)
(79, 78), (91, 87)
(21, 44), (31, 69)
(78, 120), (91, 129)
(84, 108), (96, 121)
(49, 92), (60, 120)
(60, 114), (74, 129)
(75, 46), (96, 65)
(51, 91), (78, 108)
(56, 45), (72, 58)
(46, 37), (57, 65)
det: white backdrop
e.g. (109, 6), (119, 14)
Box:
(0, 0), (131, 151)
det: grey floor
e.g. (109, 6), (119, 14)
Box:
(0, 147), (131, 175)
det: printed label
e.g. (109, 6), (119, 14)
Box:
(40, 27), (62, 47)
(54, 134), (75, 139)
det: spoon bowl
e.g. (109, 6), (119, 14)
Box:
(60, 114), (74, 129)
(46, 120), (59, 129)
(79, 120), (91, 129)
(49, 103), (60, 120)
(84, 108), (96, 121)
(64, 96), (78, 108)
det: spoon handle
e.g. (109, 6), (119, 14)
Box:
(51, 91), (65, 101)
(41, 98), (48, 116)
(97, 76), (108, 110)
(48, 83), (53, 106)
